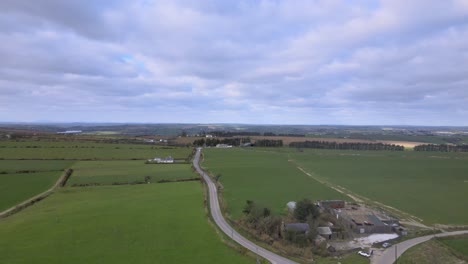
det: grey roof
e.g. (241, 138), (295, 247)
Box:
(367, 214), (387, 227)
(317, 226), (332, 235)
(285, 223), (310, 233)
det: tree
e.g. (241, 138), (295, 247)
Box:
(294, 199), (319, 222)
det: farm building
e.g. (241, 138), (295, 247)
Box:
(334, 205), (394, 234)
(286, 201), (296, 213)
(150, 156), (174, 164)
(216, 144), (232, 148)
(284, 223), (310, 234)
(318, 200), (345, 209)
(317, 227), (332, 239)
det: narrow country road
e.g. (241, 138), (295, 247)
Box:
(371, 230), (468, 264)
(193, 148), (298, 264)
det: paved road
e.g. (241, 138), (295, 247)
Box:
(193, 148), (298, 264)
(371, 230), (468, 264)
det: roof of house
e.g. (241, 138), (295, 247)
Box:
(317, 226), (332, 235)
(285, 223), (310, 233)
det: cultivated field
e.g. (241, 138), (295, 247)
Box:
(202, 148), (347, 219)
(290, 149), (468, 225)
(0, 141), (192, 160)
(0, 183), (252, 264)
(69, 161), (196, 186)
(439, 235), (468, 257)
(0, 160), (74, 212)
(203, 147), (468, 225)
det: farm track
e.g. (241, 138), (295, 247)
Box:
(289, 159), (429, 228)
(193, 148), (298, 264)
(0, 169), (73, 219)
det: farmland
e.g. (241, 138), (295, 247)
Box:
(203, 147), (468, 225)
(0, 183), (252, 264)
(202, 148), (347, 219)
(0, 141), (192, 160)
(439, 235), (468, 257)
(398, 237), (468, 264)
(69, 161), (196, 186)
(290, 149), (468, 225)
(0, 160), (74, 212)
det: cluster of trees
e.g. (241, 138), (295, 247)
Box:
(289, 141), (404, 151)
(414, 144), (468, 152)
(192, 137), (251, 147)
(285, 199), (320, 246)
(242, 200), (282, 239)
(255, 139), (283, 147)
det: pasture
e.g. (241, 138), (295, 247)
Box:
(439, 235), (468, 257)
(0, 171), (63, 212)
(0, 160), (73, 173)
(290, 149), (468, 225)
(68, 161), (196, 186)
(398, 238), (466, 264)
(0, 141), (192, 160)
(0, 183), (252, 264)
(203, 147), (468, 225)
(202, 148), (347, 219)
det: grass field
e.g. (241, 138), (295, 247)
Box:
(290, 149), (468, 225)
(0, 141), (192, 160)
(439, 235), (468, 257)
(0, 171), (64, 212)
(0, 183), (253, 264)
(69, 161), (196, 186)
(398, 239), (466, 264)
(203, 147), (468, 225)
(0, 160), (73, 173)
(202, 148), (347, 219)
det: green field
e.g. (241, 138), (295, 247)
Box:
(69, 161), (196, 186)
(398, 238), (466, 264)
(0, 183), (252, 264)
(0, 141), (192, 160)
(203, 148), (468, 225)
(439, 235), (468, 257)
(290, 149), (468, 225)
(0, 171), (64, 212)
(202, 148), (347, 218)
(0, 160), (73, 173)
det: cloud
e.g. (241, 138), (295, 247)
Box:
(0, 0), (468, 125)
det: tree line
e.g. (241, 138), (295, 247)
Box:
(192, 137), (251, 147)
(414, 144), (468, 152)
(255, 139), (283, 147)
(289, 140), (404, 151)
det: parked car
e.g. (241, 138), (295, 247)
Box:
(383, 242), (392, 248)
(358, 251), (371, 258)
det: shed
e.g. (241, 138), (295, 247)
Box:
(317, 226), (332, 239)
(285, 223), (310, 234)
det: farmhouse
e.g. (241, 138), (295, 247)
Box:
(151, 156), (174, 164)
(216, 144), (232, 148)
(334, 206), (394, 234)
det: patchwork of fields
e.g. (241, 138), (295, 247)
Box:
(0, 183), (252, 264)
(69, 161), (195, 186)
(203, 148), (468, 225)
(0, 141), (192, 159)
(0, 160), (74, 212)
(202, 148), (348, 219)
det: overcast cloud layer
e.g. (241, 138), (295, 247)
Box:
(1, 0), (468, 125)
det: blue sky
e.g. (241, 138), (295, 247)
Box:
(1, 0), (468, 125)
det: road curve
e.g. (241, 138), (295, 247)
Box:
(193, 148), (298, 264)
(371, 230), (468, 264)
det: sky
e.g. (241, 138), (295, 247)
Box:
(1, 0), (468, 125)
